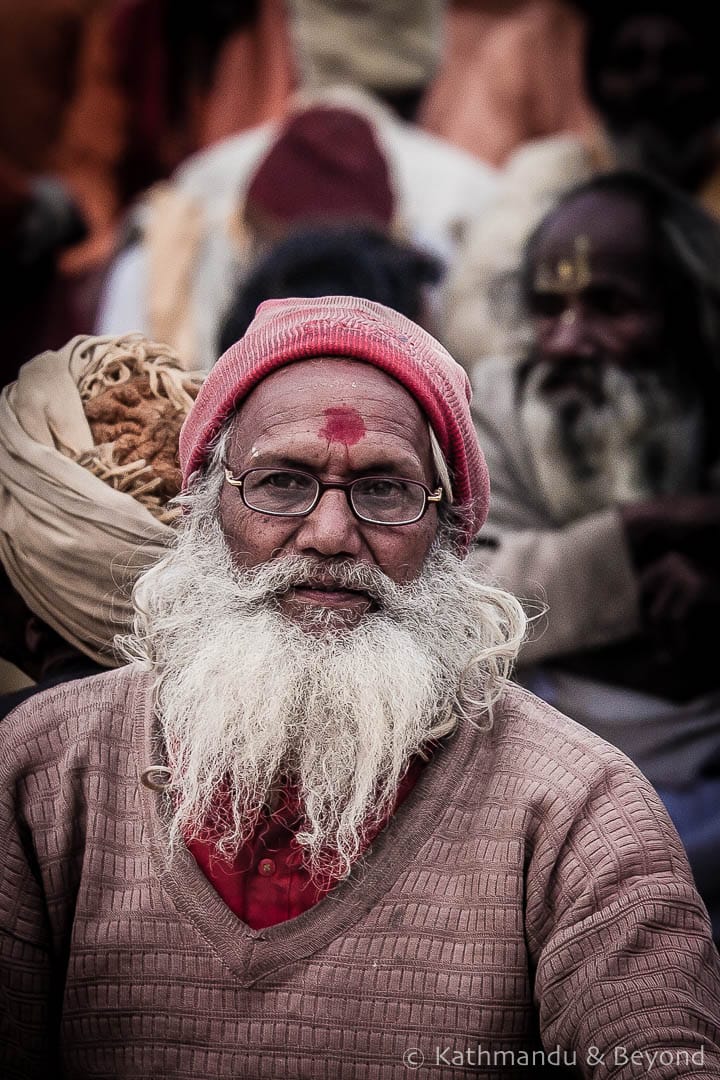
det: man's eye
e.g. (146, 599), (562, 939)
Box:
(356, 478), (406, 498)
(528, 292), (566, 319)
(585, 287), (636, 317)
(260, 471), (313, 491)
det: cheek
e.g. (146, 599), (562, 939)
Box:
(218, 489), (252, 560)
(218, 489), (295, 565)
(609, 315), (663, 358)
(371, 515), (438, 583)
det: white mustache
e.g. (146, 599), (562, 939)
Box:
(225, 553), (439, 622)
(232, 555), (393, 606)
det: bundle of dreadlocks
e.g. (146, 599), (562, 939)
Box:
(70, 336), (201, 522)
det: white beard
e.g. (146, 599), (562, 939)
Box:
(518, 360), (704, 524)
(124, 495), (524, 882)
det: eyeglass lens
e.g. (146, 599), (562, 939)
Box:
(241, 469), (427, 523)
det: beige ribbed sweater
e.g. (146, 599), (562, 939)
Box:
(1, 666), (719, 1079)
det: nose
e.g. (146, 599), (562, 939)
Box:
(538, 305), (595, 362)
(293, 488), (364, 559)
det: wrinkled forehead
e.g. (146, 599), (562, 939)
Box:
(237, 356), (426, 417)
(531, 191), (655, 276)
(227, 357), (433, 464)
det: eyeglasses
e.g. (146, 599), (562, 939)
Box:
(224, 467), (443, 526)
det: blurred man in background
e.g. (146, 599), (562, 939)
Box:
(444, 0), (720, 368)
(470, 171), (720, 937)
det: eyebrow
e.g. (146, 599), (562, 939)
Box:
(245, 450), (425, 477)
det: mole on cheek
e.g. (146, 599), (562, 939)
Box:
(318, 407), (366, 446)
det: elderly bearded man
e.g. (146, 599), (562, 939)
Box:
(1, 297), (719, 1078)
(469, 171), (720, 939)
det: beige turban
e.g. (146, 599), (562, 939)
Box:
(0, 334), (202, 667)
(286, 0), (446, 93)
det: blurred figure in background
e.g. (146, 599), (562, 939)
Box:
(98, 105), (394, 368)
(0, 1), (287, 380)
(0, 334), (202, 716)
(444, 0), (720, 369)
(97, 92), (494, 369)
(57, 0), (291, 262)
(468, 172), (720, 937)
(285, 0), (445, 123)
(96, 1), (267, 210)
(581, 1), (720, 204)
(218, 224), (442, 354)
(421, 0), (596, 166)
(1, 164), (88, 385)
(0, 0), (98, 380)
(286, 0), (597, 166)
(3, 0), (604, 382)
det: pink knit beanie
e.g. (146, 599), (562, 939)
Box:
(179, 296), (489, 547)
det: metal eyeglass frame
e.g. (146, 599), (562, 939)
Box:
(224, 467), (443, 526)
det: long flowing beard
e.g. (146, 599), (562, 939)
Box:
(518, 360), (704, 524)
(123, 506), (524, 882)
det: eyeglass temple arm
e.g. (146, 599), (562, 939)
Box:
(225, 469), (243, 487)
(428, 488), (443, 503)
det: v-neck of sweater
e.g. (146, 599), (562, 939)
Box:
(131, 670), (491, 988)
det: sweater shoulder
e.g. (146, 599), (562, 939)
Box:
(485, 681), (662, 816)
(485, 683), (711, 952)
(0, 664), (149, 782)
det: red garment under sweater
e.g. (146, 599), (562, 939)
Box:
(187, 759), (424, 929)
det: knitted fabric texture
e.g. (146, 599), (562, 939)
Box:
(179, 295), (490, 547)
(245, 106), (395, 228)
(2, 668), (720, 1077)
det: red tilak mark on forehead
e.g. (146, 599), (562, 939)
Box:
(318, 407), (366, 446)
